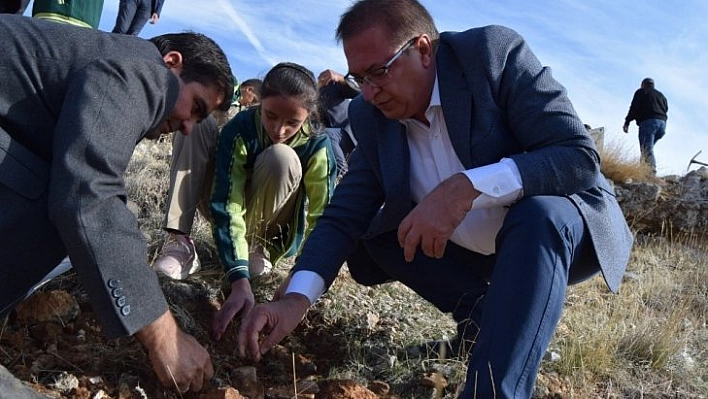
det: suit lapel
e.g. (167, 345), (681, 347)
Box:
(377, 117), (410, 212)
(437, 43), (473, 168)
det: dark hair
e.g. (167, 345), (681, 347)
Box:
(149, 32), (234, 112)
(641, 77), (655, 88)
(336, 0), (439, 51)
(240, 78), (263, 99)
(261, 62), (320, 124)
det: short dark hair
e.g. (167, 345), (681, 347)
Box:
(261, 63), (319, 123)
(641, 77), (655, 88)
(240, 78), (263, 99)
(335, 0), (439, 51)
(149, 32), (234, 112)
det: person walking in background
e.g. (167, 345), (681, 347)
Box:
(210, 62), (337, 341)
(0, 14), (234, 393)
(623, 77), (668, 174)
(237, 0), (633, 398)
(112, 0), (164, 35)
(32, 0), (104, 29)
(151, 78), (262, 280)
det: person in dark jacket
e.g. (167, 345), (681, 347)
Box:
(623, 77), (669, 173)
(238, 1), (633, 398)
(317, 69), (360, 177)
(112, 0), (164, 35)
(0, 14), (233, 393)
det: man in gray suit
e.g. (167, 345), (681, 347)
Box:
(0, 15), (233, 393)
(238, 0), (632, 397)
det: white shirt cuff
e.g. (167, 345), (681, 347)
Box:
(462, 158), (524, 208)
(285, 270), (326, 305)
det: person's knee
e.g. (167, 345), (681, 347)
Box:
(503, 196), (580, 233)
(255, 144), (302, 179)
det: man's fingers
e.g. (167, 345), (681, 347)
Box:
(433, 238), (447, 259)
(397, 218), (411, 248)
(238, 309), (268, 360)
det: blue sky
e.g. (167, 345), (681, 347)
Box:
(25, 0), (708, 176)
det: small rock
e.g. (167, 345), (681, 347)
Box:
(368, 380), (390, 395)
(317, 379), (377, 399)
(50, 372), (79, 394)
(15, 290), (80, 324)
(199, 387), (245, 399)
(420, 371), (447, 389)
(230, 366), (263, 399)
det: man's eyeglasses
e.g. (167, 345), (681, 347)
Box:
(344, 37), (418, 88)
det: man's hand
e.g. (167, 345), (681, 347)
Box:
(237, 293), (310, 362)
(135, 310), (213, 393)
(317, 69), (345, 88)
(211, 279), (255, 341)
(623, 124), (629, 133)
(149, 13), (159, 24)
(397, 173), (480, 261)
(272, 273), (293, 301)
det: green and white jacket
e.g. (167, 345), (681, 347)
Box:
(211, 108), (337, 283)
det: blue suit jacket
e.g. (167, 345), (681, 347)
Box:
(294, 25), (632, 294)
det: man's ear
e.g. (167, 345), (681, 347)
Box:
(417, 35), (434, 68)
(162, 50), (184, 72)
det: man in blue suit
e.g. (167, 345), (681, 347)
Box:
(239, 0), (633, 397)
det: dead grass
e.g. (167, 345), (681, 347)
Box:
(597, 138), (659, 184)
(123, 138), (707, 398)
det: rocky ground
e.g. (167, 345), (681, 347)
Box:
(2, 157), (704, 398)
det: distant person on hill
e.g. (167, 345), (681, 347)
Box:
(151, 78), (263, 280)
(623, 77), (668, 174)
(317, 69), (360, 177)
(0, 14), (234, 393)
(32, 0), (104, 29)
(209, 62), (337, 341)
(237, 1), (633, 398)
(112, 0), (164, 35)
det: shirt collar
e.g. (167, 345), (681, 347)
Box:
(401, 71), (441, 126)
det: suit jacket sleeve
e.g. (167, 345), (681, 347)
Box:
(463, 26), (600, 196)
(47, 58), (179, 339)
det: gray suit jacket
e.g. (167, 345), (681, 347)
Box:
(0, 15), (180, 338)
(294, 26), (632, 293)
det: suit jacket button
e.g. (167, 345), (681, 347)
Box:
(116, 296), (126, 307)
(111, 288), (124, 298)
(107, 279), (121, 288)
(121, 305), (131, 316)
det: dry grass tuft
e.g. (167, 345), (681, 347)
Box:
(598, 139), (657, 183)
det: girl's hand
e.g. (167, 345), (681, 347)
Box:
(211, 279), (255, 341)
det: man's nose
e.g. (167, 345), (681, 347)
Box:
(180, 120), (196, 135)
(360, 82), (380, 102)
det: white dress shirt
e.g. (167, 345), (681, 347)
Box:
(287, 74), (524, 304)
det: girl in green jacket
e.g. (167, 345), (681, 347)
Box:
(210, 62), (337, 340)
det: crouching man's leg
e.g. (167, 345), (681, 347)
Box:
(460, 196), (597, 399)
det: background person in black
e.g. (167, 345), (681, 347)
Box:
(623, 77), (669, 173)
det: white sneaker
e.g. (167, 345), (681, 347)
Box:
(152, 234), (200, 280)
(248, 245), (272, 277)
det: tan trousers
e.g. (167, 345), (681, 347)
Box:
(246, 144), (302, 248)
(162, 114), (302, 250)
(162, 116), (219, 234)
